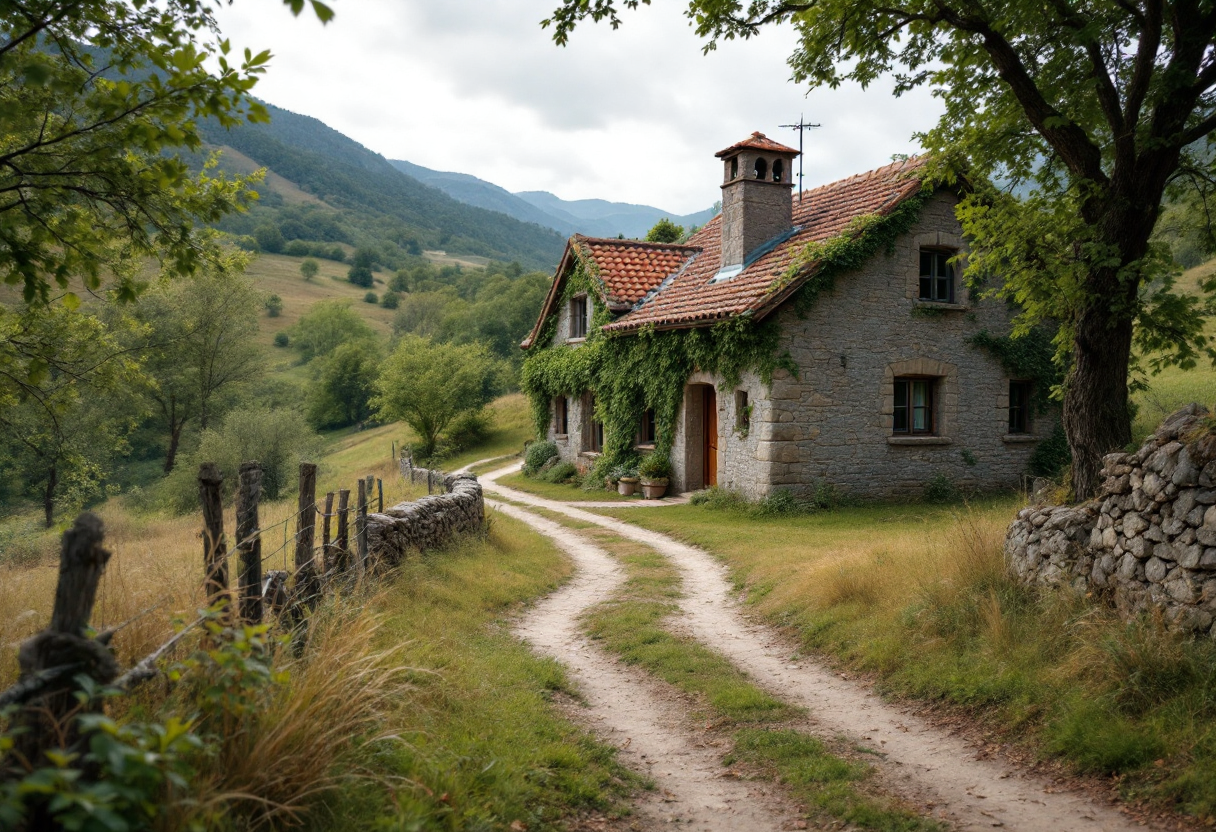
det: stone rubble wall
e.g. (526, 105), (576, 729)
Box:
(366, 471), (485, 564)
(1005, 405), (1216, 637)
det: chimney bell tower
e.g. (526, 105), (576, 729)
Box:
(715, 132), (799, 274)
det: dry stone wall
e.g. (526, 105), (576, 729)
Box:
(1005, 405), (1216, 637)
(366, 471), (485, 563)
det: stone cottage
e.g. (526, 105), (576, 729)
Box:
(520, 132), (1055, 499)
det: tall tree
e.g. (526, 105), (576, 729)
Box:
(130, 261), (263, 473)
(546, 0), (1216, 499)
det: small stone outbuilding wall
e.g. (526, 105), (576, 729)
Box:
(1005, 405), (1216, 637)
(366, 471), (484, 563)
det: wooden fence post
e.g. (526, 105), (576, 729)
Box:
(322, 491), (334, 575)
(14, 513), (118, 769)
(427, 469), (433, 495)
(377, 478), (384, 513)
(198, 463), (228, 613)
(294, 463), (318, 608)
(356, 478), (368, 577)
(336, 488), (350, 572)
(236, 462), (263, 625)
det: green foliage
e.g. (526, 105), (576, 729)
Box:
(443, 407), (493, 454)
(374, 335), (506, 459)
(288, 299), (376, 361)
(541, 461), (579, 483)
(969, 328), (1062, 410)
(274, 332), (290, 347)
(923, 473), (960, 504)
(363, 291), (378, 304)
(254, 222), (286, 254)
(299, 258), (320, 280)
(307, 341), (380, 430)
(160, 406), (322, 510)
(637, 453), (671, 480)
(379, 290), (399, 309)
(524, 440), (560, 475)
(645, 217), (684, 243)
(265, 293), (284, 317)
(1029, 423), (1073, 479)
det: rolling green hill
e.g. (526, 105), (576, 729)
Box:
(199, 102), (566, 271)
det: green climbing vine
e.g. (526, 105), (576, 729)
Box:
(968, 325), (1062, 413)
(521, 181), (936, 475)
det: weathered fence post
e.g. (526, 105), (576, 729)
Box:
(294, 463), (318, 609)
(13, 514), (119, 770)
(198, 463), (228, 613)
(236, 462), (263, 625)
(356, 478), (368, 578)
(409, 457), (415, 484)
(427, 469), (433, 495)
(377, 478), (384, 513)
(322, 491), (334, 575)
(336, 488), (351, 572)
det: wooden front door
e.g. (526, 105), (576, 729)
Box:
(703, 386), (718, 487)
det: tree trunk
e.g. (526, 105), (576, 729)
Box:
(1063, 286), (1136, 502)
(43, 462), (58, 528)
(164, 421), (185, 474)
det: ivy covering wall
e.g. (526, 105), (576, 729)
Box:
(520, 187), (935, 475)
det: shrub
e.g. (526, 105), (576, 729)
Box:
(265, 293), (283, 317)
(284, 239), (310, 257)
(1029, 422), (1071, 479)
(524, 440), (559, 475)
(299, 258), (319, 281)
(638, 453), (672, 480)
(542, 461), (578, 483)
(689, 486), (750, 511)
(924, 473), (960, 504)
(363, 291), (378, 304)
(756, 487), (802, 516)
(273, 332), (290, 348)
(380, 291), (399, 309)
(444, 408), (492, 452)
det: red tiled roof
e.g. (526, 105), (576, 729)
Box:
(573, 236), (701, 307)
(601, 157), (929, 333)
(518, 235), (701, 349)
(715, 131), (799, 158)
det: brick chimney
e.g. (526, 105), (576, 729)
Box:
(715, 132), (799, 276)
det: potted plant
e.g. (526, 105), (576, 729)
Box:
(617, 467), (640, 496)
(638, 454), (672, 499)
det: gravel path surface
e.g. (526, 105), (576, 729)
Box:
(480, 462), (1146, 832)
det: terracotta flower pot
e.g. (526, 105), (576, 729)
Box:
(640, 477), (668, 499)
(618, 477), (638, 496)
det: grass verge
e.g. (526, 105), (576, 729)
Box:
(580, 530), (942, 831)
(595, 498), (1216, 822)
(320, 512), (639, 830)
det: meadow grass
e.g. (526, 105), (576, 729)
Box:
(580, 530), (942, 831)
(308, 512), (637, 831)
(595, 498), (1216, 820)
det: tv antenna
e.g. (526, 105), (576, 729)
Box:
(779, 116), (820, 201)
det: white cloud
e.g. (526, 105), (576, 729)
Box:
(212, 0), (943, 214)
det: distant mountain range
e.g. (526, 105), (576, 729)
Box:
(389, 159), (718, 240)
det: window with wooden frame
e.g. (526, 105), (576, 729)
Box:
(554, 396), (569, 436)
(637, 408), (656, 447)
(918, 249), (955, 303)
(581, 393), (603, 453)
(1008, 381), (1032, 434)
(893, 377), (936, 435)
(569, 295), (589, 339)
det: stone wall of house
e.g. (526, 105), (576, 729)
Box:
(546, 296), (596, 467)
(1005, 405), (1216, 637)
(366, 471), (484, 563)
(753, 190), (1053, 500)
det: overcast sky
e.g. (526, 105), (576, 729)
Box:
(212, 0), (944, 215)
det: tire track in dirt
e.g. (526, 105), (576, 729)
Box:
(482, 464), (1146, 832)
(487, 497), (803, 831)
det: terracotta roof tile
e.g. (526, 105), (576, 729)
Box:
(572, 236), (701, 306)
(601, 157), (929, 333)
(715, 131), (799, 158)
